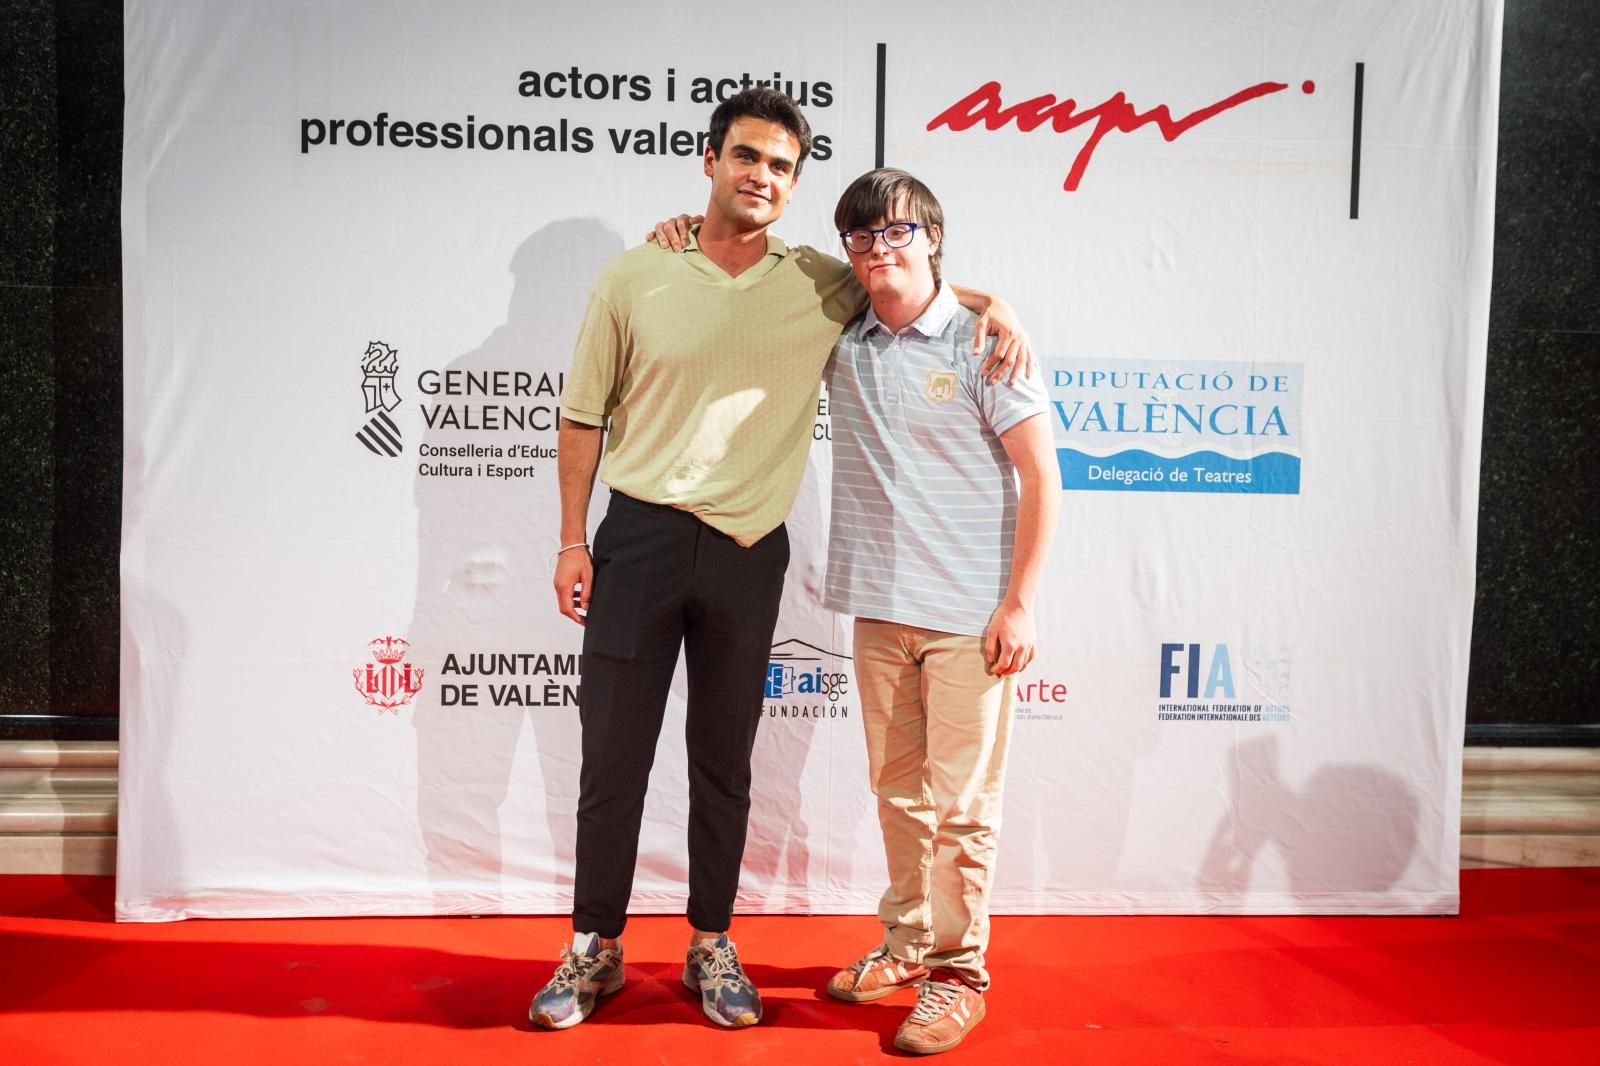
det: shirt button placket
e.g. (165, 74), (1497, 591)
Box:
(888, 336), (901, 405)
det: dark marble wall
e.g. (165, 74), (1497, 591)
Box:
(0, 2), (122, 739)
(0, 2), (1594, 740)
(1469, 0), (1600, 735)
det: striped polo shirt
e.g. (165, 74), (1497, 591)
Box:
(823, 284), (1049, 636)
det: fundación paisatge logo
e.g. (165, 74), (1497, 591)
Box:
(354, 635), (424, 713)
(356, 341), (404, 457)
(765, 637), (851, 719)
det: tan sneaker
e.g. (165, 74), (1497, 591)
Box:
(893, 971), (986, 1055)
(826, 943), (929, 1002)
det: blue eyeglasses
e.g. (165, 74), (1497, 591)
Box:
(839, 222), (921, 254)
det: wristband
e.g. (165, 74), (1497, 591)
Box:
(551, 541), (590, 569)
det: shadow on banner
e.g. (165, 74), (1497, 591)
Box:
(1198, 734), (1422, 898)
(409, 218), (623, 912)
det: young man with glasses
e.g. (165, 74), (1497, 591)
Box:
(820, 168), (1059, 1055)
(531, 92), (1032, 1033)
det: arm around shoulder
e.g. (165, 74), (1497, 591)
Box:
(949, 284), (1036, 385)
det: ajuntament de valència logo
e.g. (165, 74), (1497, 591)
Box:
(356, 341), (403, 457)
(435, 649), (580, 709)
(353, 635), (424, 713)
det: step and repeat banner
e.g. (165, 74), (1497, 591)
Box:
(118, 0), (1500, 919)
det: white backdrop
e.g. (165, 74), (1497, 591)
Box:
(118, 0), (1500, 920)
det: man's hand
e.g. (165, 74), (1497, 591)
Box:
(982, 599), (1037, 676)
(553, 546), (593, 626)
(645, 214), (704, 251)
(972, 296), (1036, 386)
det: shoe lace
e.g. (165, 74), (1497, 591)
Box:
(908, 980), (964, 1024)
(695, 940), (748, 988)
(848, 943), (895, 978)
(546, 945), (604, 992)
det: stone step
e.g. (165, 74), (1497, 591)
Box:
(1462, 794), (1600, 833)
(0, 794), (118, 833)
(0, 834), (116, 876)
(0, 767), (119, 794)
(0, 740), (118, 768)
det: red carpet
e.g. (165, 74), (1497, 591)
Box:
(3, 870), (1598, 1064)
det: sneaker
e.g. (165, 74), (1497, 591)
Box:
(681, 933), (762, 1028)
(893, 971), (986, 1055)
(528, 932), (625, 1030)
(827, 943), (930, 1002)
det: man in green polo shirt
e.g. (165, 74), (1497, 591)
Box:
(529, 88), (1029, 1032)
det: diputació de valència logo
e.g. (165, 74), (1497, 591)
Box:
(1045, 358), (1303, 494)
(356, 341), (403, 457)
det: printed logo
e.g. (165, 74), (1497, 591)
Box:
(413, 367), (565, 480)
(1156, 642), (1293, 723)
(926, 370), (958, 404)
(1014, 674), (1069, 722)
(928, 78), (1316, 191)
(1046, 358), (1304, 494)
(436, 649), (580, 709)
(353, 635), (424, 713)
(814, 391), (833, 442)
(356, 341), (404, 457)
(765, 637), (852, 721)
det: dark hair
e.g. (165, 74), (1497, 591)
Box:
(833, 168), (945, 285)
(707, 88), (814, 175)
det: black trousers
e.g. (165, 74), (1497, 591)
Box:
(572, 492), (789, 937)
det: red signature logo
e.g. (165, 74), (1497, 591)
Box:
(928, 79), (1314, 191)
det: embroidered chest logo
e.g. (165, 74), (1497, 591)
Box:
(926, 370), (958, 404)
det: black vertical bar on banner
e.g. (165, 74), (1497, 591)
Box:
(875, 43), (886, 168)
(1350, 62), (1365, 219)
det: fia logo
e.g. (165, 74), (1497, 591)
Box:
(1159, 642), (1236, 700)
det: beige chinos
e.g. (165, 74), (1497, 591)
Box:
(853, 618), (1015, 990)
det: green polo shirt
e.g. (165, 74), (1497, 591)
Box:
(561, 226), (865, 546)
